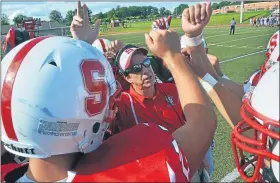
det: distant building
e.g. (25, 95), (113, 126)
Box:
(213, 2), (279, 14)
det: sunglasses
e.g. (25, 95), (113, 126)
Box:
(125, 58), (151, 74)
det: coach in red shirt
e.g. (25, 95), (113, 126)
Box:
(110, 45), (185, 134)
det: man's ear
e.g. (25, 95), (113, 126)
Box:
(125, 75), (133, 84)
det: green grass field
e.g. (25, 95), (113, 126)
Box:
(101, 25), (278, 182)
(99, 10), (270, 34)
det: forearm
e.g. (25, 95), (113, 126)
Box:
(167, 53), (217, 176)
(189, 44), (219, 80)
(217, 77), (245, 99)
(187, 43), (243, 127)
(207, 82), (243, 128)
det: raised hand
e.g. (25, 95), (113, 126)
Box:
(152, 15), (172, 30)
(145, 30), (181, 61)
(182, 2), (212, 37)
(70, 0), (101, 44)
(105, 40), (125, 60)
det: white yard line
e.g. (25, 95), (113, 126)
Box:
(220, 163), (255, 182)
(220, 50), (266, 64)
(220, 168), (240, 182)
(208, 33), (272, 45)
(211, 44), (263, 50)
(206, 29), (266, 39)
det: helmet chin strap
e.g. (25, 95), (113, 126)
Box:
(74, 130), (92, 154)
(74, 124), (106, 154)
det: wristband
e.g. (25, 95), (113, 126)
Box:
(200, 73), (218, 93)
(181, 33), (203, 47)
(222, 74), (230, 80)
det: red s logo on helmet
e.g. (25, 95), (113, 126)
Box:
(80, 60), (107, 116)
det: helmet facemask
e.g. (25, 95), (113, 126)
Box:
(231, 90), (279, 182)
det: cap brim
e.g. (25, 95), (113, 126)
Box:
(133, 48), (148, 56)
(118, 46), (149, 71)
(125, 48), (148, 69)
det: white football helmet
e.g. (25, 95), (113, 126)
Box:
(92, 38), (111, 55)
(1, 36), (121, 159)
(262, 42), (280, 75)
(266, 30), (279, 57)
(232, 62), (279, 182)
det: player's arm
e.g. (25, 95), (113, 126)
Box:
(206, 54), (245, 99)
(180, 4), (243, 130)
(216, 77), (244, 99)
(185, 44), (243, 128)
(167, 52), (217, 178)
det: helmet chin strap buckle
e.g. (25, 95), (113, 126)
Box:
(74, 131), (91, 154)
(79, 142), (91, 154)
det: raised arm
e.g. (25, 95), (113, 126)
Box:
(181, 3), (243, 128)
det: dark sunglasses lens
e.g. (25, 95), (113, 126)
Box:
(143, 59), (151, 67)
(131, 64), (142, 73)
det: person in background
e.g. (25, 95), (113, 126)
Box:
(230, 18), (236, 35)
(249, 18), (253, 27)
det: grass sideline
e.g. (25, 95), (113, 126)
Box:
(99, 10), (270, 35)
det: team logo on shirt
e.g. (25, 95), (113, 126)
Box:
(165, 96), (175, 106)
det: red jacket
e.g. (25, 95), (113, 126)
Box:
(111, 83), (185, 134)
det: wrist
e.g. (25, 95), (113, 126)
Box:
(181, 33), (203, 48)
(199, 73), (218, 93)
(162, 51), (181, 61)
(185, 32), (202, 38)
(163, 53), (185, 70)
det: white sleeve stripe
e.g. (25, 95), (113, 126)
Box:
(166, 161), (176, 183)
(172, 140), (179, 154)
(158, 125), (168, 131)
(122, 92), (139, 125)
(66, 171), (76, 182)
(179, 151), (190, 180)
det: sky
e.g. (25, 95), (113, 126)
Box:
(1, 1), (199, 24)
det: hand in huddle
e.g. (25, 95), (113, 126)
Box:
(152, 16), (172, 30)
(145, 30), (181, 63)
(105, 40), (126, 60)
(181, 2), (212, 37)
(70, 0), (101, 44)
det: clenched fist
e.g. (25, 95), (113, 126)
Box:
(182, 2), (212, 37)
(145, 30), (181, 61)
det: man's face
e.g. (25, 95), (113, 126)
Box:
(125, 52), (155, 89)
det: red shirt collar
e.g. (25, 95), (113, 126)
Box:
(129, 84), (161, 103)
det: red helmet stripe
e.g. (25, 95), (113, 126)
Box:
(99, 39), (107, 53)
(1, 36), (50, 141)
